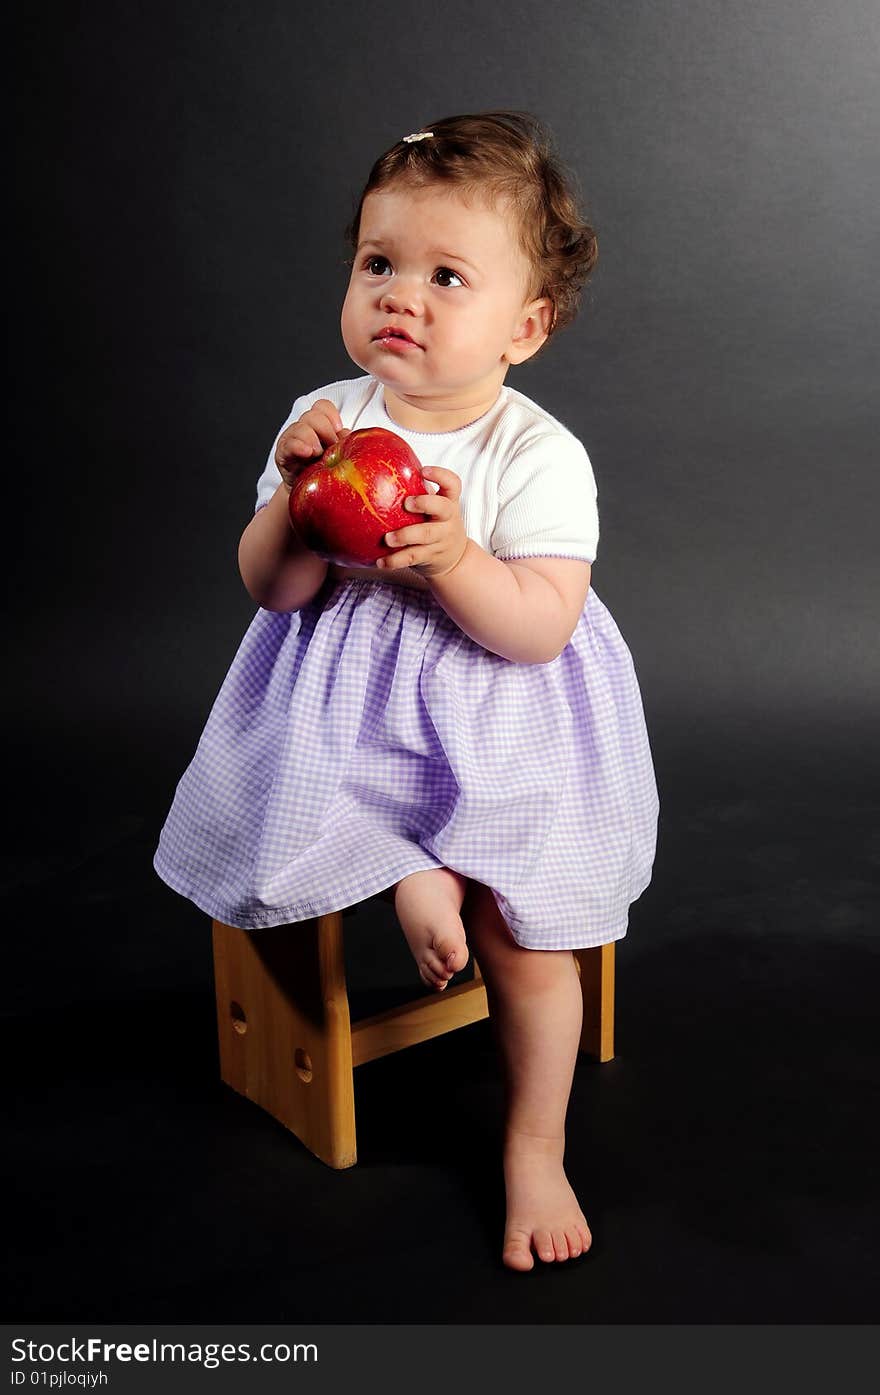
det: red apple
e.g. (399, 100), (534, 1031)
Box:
(288, 426), (428, 566)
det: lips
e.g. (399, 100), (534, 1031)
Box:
(374, 326), (420, 346)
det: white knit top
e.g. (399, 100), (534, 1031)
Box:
(254, 375), (599, 591)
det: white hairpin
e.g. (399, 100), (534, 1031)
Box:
(402, 131), (434, 143)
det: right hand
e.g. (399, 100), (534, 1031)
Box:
(275, 399), (350, 490)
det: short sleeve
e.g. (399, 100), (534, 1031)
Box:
(490, 431), (599, 562)
(254, 394), (319, 513)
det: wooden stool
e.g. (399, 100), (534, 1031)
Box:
(211, 904), (615, 1169)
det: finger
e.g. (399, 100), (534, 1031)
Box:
(277, 421), (321, 455)
(279, 402), (345, 462)
(309, 403), (348, 449)
(313, 399), (345, 434)
(420, 465), (462, 499)
(278, 430), (323, 464)
(312, 406), (345, 444)
(278, 420), (337, 465)
(384, 523), (434, 549)
(379, 545), (413, 568)
(402, 493), (445, 518)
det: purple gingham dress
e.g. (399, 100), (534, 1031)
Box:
(153, 569), (660, 950)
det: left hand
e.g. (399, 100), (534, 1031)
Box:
(380, 466), (469, 580)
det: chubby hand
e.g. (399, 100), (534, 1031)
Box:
(275, 399), (350, 490)
(380, 466), (469, 581)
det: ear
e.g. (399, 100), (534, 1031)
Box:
(504, 297), (554, 365)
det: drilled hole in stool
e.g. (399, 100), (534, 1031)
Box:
(230, 1001), (247, 1034)
(294, 1048), (313, 1083)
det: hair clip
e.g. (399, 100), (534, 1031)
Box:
(402, 131), (434, 143)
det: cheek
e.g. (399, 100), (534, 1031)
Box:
(340, 291), (360, 341)
(440, 317), (483, 356)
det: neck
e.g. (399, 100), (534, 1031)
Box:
(382, 383), (505, 433)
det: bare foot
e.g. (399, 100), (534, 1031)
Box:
(502, 1131), (592, 1271)
(393, 867), (469, 991)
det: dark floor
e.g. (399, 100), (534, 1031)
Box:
(2, 719), (878, 1323)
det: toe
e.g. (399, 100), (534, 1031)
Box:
(502, 1229), (535, 1272)
(419, 967), (448, 991)
(533, 1228), (556, 1264)
(423, 948), (453, 979)
(579, 1225), (593, 1253)
(433, 932), (468, 973)
(552, 1229), (570, 1261)
(565, 1227), (583, 1258)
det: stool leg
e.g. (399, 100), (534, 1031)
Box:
(212, 915), (357, 1168)
(574, 943), (615, 1062)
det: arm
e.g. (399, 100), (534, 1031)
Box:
(238, 480), (328, 612)
(380, 463), (592, 663)
(428, 541), (592, 664)
(239, 398), (351, 612)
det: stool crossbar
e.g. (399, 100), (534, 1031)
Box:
(212, 906), (615, 1169)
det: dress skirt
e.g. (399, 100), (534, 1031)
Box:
(153, 572), (660, 950)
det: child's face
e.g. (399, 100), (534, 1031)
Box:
(341, 182), (551, 429)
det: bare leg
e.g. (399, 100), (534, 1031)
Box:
(391, 867), (469, 991)
(465, 881), (592, 1271)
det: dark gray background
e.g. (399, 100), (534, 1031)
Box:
(11, 0), (878, 746)
(6, 0), (880, 1049)
(5, 0), (878, 1328)
(10, 0), (876, 974)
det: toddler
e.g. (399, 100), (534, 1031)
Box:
(154, 111), (660, 1272)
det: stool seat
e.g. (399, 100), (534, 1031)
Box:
(212, 903), (615, 1169)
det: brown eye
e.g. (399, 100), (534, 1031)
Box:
(365, 256), (390, 275)
(434, 267), (464, 288)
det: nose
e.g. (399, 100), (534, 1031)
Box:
(378, 276), (423, 316)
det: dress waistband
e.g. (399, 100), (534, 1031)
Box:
(327, 562), (432, 593)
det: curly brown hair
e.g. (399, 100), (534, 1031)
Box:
(343, 110), (598, 357)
